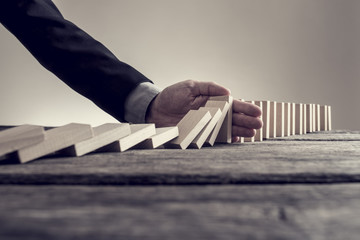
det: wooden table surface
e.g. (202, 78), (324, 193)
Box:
(0, 130), (359, 240)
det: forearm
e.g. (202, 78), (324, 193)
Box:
(0, 0), (152, 122)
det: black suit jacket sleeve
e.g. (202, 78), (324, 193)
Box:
(0, 0), (152, 122)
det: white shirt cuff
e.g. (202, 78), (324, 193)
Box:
(124, 82), (162, 123)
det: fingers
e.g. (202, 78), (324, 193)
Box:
(233, 99), (262, 117)
(193, 80), (231, 97)
(233, 112), (263, 129)
(232, 125), (256, 138)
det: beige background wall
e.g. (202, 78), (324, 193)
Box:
(0, 0), (359, 129)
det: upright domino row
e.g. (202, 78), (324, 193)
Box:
(0, 96), (331, 164)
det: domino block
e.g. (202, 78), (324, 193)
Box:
(16, 123), (93, 163)
(62, 123), (131, 157)
(100, 124), (156, 152)
(208, 96), (233, 143)
(295, 103), (303, 135)
(135, 126), (179, 149)
(190, 107), (222, 149)
(168, 109), (212, 149)
(306, 104), (313, 133)
(276, 102), (284, 137)
(327, 105), (332, 131)
(261, 101), (271, 139)
(254, 101), (263, 141)
(303, 104), (307, 135)
(290, 103), (296, 135)
(315, 104), (321, 131)
(204, 101), (230, 146)
(284, 103), (291, 137)
(312, 104), (316, 132)
(244, 101), (255, 142)
(0, 125), (45, 158)
(269, 101), (277, 138)
(320, 105), (328, 131)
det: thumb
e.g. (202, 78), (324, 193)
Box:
(195, 81), (231, 96)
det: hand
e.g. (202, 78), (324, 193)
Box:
(146, 80), (262, 142)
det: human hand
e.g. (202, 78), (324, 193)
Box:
(146, 80), (262, 142)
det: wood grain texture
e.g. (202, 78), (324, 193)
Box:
(1, 184), (360, 240)
(135, 127), (179, 149)
(0, 125), (44, 158)
(16, 123), (93, 164)
(190, 107), (222, 149)
(1, 131), (359, 185)
(168, 109), (211, 149)
(204, 101), (230, 146)
(63, 123), (131, 156)
(208, 96), (233, 143)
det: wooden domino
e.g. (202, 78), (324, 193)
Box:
(327, 105), (332, 131)
(290, 103), (296, 135)
(261, 101), (271, 139)
(306, 104), (313, 133)
(244, 101), (255, 142)
(204, 101), (230, 146)
(62, 123), (131, 157)
(269, 101), (277, 138)
(320, 105), (328, 131)
(284, 103), (291, 137)
(254, 101), (263, 142)
(190, 107), (222, 149)
(208, 96), (233, 143)
(134, 126), (179, 149)
(276, 102), (284, 137)
(168, 109), (211, 149)
(16, 123), (93, 163)
(315, 104), (321, 131)
(295, 103), (303, 135)
(303, 104), (307, 135)
(100, 124), (156, 152)
(0, 125), (45, 158)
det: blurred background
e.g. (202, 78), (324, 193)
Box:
(0, 0), (359, 129)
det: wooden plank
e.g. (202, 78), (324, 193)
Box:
(62, 123), (131, 157)
(168, 109), (211, 149)
(261, 101), (270, 139)
(1, 184), (360, 240)
(100, 124), (156, 152)
(295, 103), (303, 135)
(254, 101), (263, 141)
(0, 132), (360, 184)
(190, 107), (222, 149)
(16, 123), (93, 164)
(315, 104), (321, 131)
(0, 125), (45, 158)
(276, 102), (284, 137)
(208, 96), (233, 143)
(320, 105), (328, 131)
(284, 103), (291, 137)
(306, 104), (313, 133)
(269, 101), (277, 138)
(204, 101), (230, 146)
(135, 127), (179, 149)
(328, 106), (332, 131)
(290, 103), (296, 135)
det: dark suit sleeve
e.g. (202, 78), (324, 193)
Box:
(0, 0), (152, 122)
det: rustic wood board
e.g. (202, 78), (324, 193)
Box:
(0, 184), (360, 240)
(0, 131), (359, 185)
